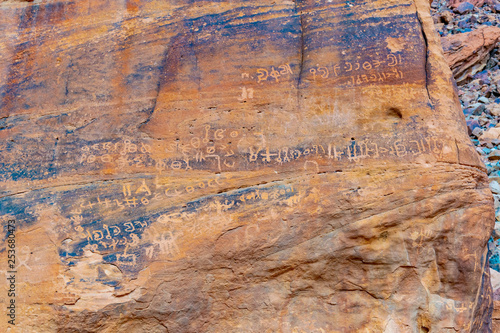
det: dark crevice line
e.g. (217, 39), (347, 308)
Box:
(137, 39), (169, 130)
(295, 0), (305, 111)
(414, 5), (433, 106)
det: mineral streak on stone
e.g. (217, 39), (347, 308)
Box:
(0, 0), (494, 332)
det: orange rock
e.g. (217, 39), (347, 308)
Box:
(441, 25), (500, 82)
(480, 127), (500, 141)
(0, 0), (494, 331)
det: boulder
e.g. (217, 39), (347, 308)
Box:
(0, 0), (494, 332)
(481, 127), (500, 141)
(441, 25), (500, 83)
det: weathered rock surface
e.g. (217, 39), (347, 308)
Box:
(0, 0), (494, 332)
(441, 25), (500, 82)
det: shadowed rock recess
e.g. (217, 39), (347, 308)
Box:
(0, 0), (495, 332)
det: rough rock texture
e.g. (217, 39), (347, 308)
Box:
(431, 0), (500, 330)
(0, 0), (494, 332)
(441, 25), (500, 82)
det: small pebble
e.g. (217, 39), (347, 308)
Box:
(455, 2), (475, 15)
(458, 20), (471, 29)
(489, 150), (500, 160)
(463, 107), (475, 116)
(474, 103), (486, 115)
(440, 11), (454, 24)
(468, 119), (481, 135)
(472, 127), (483, 137)
(478, 96), (490, 103)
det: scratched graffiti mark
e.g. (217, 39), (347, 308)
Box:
(61, 182), (298, 270)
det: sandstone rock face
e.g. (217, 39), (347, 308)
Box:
(0, 0), (494, 332)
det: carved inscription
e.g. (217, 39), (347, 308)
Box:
(72, 130), (448, 174)
(309, 52), (404, 86)
(256, 63), (294, 83)
(244, 136), (445, 167)
(71, 177), (225, 215)
(76, 125), (242, 172)
(64, 183), (298, 267)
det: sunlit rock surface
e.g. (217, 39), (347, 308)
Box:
(0, 0), (494, 331)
